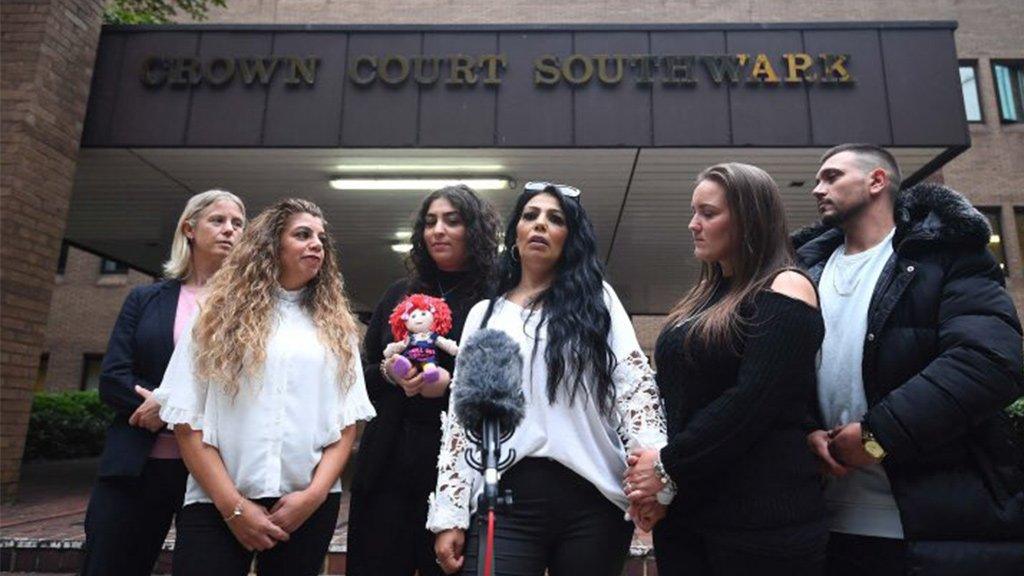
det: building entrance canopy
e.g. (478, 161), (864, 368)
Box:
(71, 23), (968, 312)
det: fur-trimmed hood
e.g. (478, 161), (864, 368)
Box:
(793, 182), (992, 263)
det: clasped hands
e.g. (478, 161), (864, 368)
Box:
(221, 488), (327, 551)
(622, 448), (668, 532)
(383, 356), (451, 398)
(806, 422), (879, 477)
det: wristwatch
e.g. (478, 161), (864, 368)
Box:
(653, 458), (672, 485)
(653, 456), (677, 505)
(861, 425), (887, 461)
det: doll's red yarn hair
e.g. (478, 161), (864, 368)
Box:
(389, 294), (453, 341)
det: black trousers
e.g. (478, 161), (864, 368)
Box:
(171, 492), (341, 576)
(826, 532), (907, 576)
(346, 421), (444, 576)
(652, 522), (826, 576)
(462, 458), (634, 576)
(81, 458), (188, 576)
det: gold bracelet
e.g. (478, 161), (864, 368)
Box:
(223, 498), (244, 523)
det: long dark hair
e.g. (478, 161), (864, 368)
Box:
(482, 187), (617, 418)
(665, 163), (796, 352)
(406, 184), (501, 300)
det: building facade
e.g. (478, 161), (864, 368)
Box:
(193, 0), (1024, 319)
(2, 0), (1022, 501)
(40, 245), (153, 393)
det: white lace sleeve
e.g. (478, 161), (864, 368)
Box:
(613, 349), (667, 451)
(425, 300), (489, 533)
(604, 282), (676, 504)
(426, 408), (474, 532)
(613, 349), (676, 504)
(602, 282), (668, 450)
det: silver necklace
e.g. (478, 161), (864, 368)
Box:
(437, 277), (467, 301)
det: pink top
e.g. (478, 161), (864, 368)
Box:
(173, 284), (202, 345)
(150, 283), (203, 459)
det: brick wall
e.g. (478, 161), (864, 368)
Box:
(0, 0), (106, 501)
(202, 0), (1024, 311)
(42, 247), (154, 393)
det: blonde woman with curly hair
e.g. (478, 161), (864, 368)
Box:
(154, 198), (376, 576)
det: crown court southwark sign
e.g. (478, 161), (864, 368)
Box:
(84, 23), (967, 149)
(141, 52), (853, 87)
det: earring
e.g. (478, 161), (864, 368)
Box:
(510, 245), (520, 263)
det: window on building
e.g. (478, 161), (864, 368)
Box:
(959, 62), (983, 122)
(978, 207), (1008, 276)
(35, 353), (49, 391)
(99, 258), (128, 275)
(81, 354), (104, 391)
(56, 241), (69, 274)
(992, 61), (1024, 123)
(1016, 207), (1024, 275)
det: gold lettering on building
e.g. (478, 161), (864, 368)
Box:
(140, 52), (854, 89)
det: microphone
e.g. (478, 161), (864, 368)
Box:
(452, 328), (525, 576)
(452, 329), (525, 510)
(453, 328), (525, 433)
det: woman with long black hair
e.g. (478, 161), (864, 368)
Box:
(624, 163), (827, 576)
(346, 185), (501, 576)
(428, 182), (671, 576)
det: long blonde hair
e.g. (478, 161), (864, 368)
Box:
(163, 189), (246, 280)
(192, 198), (359, 396)
(665, 163), (795, 352)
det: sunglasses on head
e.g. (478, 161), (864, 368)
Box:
(524, 181), (582, 199)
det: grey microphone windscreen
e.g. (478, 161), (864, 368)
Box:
(452, 328), (526, 432)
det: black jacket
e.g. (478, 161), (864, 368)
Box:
(794, 183), (1024, 573)
(350, 277), (475, 494)
(97, 279), (180, 477)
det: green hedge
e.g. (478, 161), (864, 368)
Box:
(1008, 396), (1024, 449)
(17, 390), (1024, 460)
(24, 390), (114, 460)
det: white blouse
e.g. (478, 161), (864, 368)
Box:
(426, 282), (670, 532)
(155, 288), (376, 507)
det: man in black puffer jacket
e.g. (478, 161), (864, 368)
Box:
(796, 143), (1023, 576)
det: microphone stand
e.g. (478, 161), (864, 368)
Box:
(465, 419), (515, 576)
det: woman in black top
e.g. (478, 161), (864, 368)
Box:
(346, 184), (500, 576)
(624, 163), (827, 576)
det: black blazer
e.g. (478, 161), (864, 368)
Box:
(97, 279), (181, 477)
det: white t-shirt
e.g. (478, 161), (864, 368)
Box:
(426, 282), (670, 532)
(155, 287), (376, 506)
(818, 227), (904, 539)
